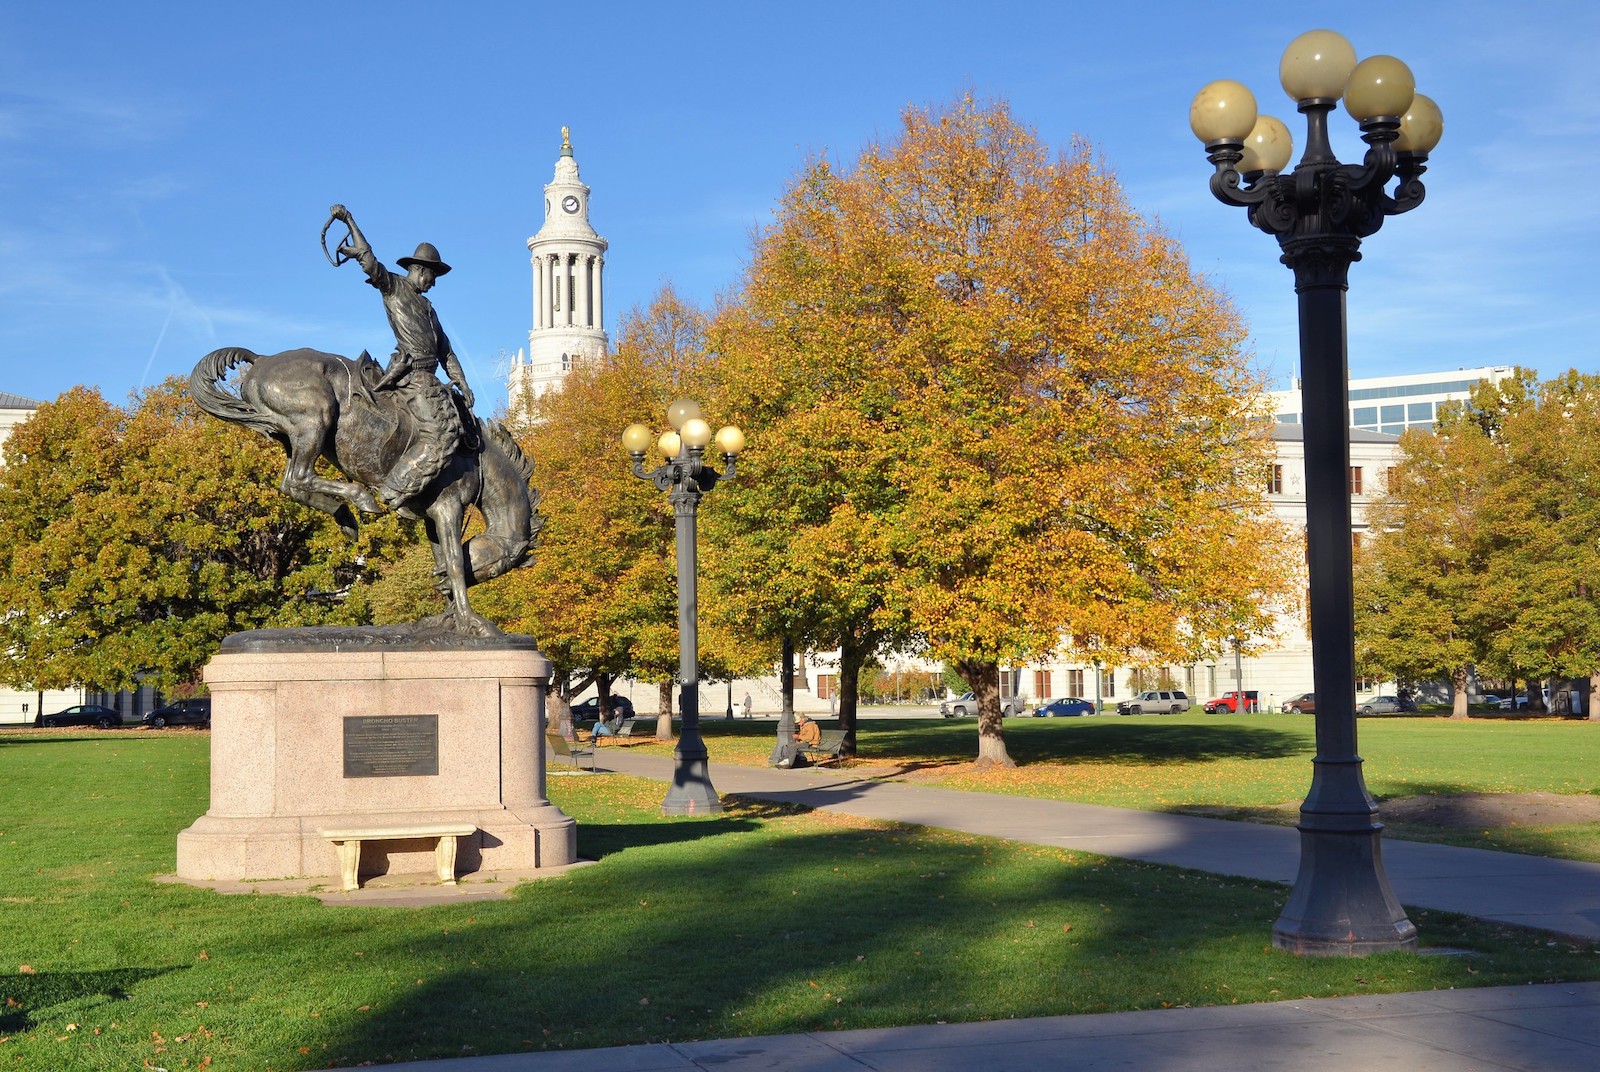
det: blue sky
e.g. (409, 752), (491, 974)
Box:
(2, 1), (1595, 411)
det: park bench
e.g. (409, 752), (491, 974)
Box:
(614, 717), (656, 744)
(799, 729), (847, 766)
(548, 732), (597, 771)
(317, 822), (476, 892)
(587, 717), (657, 745)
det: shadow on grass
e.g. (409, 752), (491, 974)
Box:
(576, 803), (805, 860)
(312, 793), (1600, 1069)
(0, 731), (160, 748)
(0, 966), (182, 1032)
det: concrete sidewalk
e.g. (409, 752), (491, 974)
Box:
(334, 745), (1600, 1071)
(359, 981), (1600, 1071)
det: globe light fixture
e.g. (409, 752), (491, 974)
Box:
(1190, 31), (1442, 956)
(620, 402), (744, 815)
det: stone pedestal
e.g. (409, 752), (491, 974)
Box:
(176, 628), (575, 886)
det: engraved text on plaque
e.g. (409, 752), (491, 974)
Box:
(343, 715), (440, 777)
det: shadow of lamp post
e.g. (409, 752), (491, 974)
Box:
(1189, 29), (1443, 955)
(622, 400), (744, 815)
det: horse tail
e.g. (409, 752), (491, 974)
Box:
(188, 347), (279, 437)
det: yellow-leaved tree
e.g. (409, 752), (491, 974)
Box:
(477, 288), (774, 737)
(712, 94), (1296, 765)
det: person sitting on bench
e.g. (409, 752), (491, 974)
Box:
(776, 714), (821, 768)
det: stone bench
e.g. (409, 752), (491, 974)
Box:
(318, 822), (477, 892)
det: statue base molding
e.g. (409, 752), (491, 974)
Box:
(175, 629), (575, 888)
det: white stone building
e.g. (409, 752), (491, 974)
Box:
(507, 128), (610, 414)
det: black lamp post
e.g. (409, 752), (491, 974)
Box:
(622, 401), (744, 816)
(1190, 29), (1444, 956)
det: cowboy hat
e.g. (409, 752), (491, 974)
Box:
(397, 241), (451, 275)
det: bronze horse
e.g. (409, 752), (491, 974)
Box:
(189, 346), (539, 637)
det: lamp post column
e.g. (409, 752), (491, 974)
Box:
(663, 482), (719, 815)
(1190, 29), (1443, 954)
(1272, 237), (1415, 954)
(622, 404), (744, 816)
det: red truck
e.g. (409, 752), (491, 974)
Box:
(1203, 690), (1260, 713)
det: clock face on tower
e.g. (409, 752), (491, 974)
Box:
(561, 195), (580, 214)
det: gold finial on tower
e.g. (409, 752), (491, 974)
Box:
(561, 126), (572, 153)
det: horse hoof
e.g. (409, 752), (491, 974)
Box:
(354, 491), (381, 514)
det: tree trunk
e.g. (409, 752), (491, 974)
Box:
(596, 673), (614, 720)
(838, 634), (863, 756)
(1450, 667), (1469, 719)
(959, 659), (1014, 768)
(656, 680), (674, 740)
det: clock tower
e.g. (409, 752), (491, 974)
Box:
(509, 127), (609, 411)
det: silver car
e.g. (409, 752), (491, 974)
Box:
(1116, 689), (1190, 715)
(940, 692), (1028, 718)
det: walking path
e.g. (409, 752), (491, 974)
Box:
(337, 745), (1600, 1071)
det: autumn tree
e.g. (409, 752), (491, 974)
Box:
(1355, 419), (1495, 718)
(1357, 371), (1600, 716)
(0, 382), (407, 693)
(712, 94), (1293, 764)
(477, 288), (774, 737)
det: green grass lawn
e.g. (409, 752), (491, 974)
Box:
(618, 713), (1600, 860)
(4, 729), (1600, 1069)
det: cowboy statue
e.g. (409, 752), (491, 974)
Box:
(326, 203), (476, 517)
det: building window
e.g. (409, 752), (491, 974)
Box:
(816, 675), (834, 700)
(1349, 466), (1364, 495)
(1033, 670), (1051, 698)
(1353, 406), (1378, 426)
(1067, 669), (1084, 696)
(1407, 401), (1433, 424)
(1269, 464), (1283, 495)
(1100, 668), (1116, 698)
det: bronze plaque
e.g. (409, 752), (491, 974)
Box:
(343, 715), (440, 777)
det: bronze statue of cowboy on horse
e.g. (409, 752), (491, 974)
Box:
(190, 207), (540, 638)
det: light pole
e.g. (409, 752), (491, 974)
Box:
(622, 401), (744, 816)
(1189, 30), (1443, 955)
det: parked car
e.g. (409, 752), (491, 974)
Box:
(940, 692), (1028, 718)
(1497, 694), (1532, 711)
(571, 696), (636, 721)
(1281, 692), (1316, 713)
(34, 704), (122, 728)
(143, 697), (212, 728)
(1033, 697), (1096, 717)
(1203, 690), (1260, 713)
(1116, 689), (1190, 715)
(1357, 695), (1416, 715)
